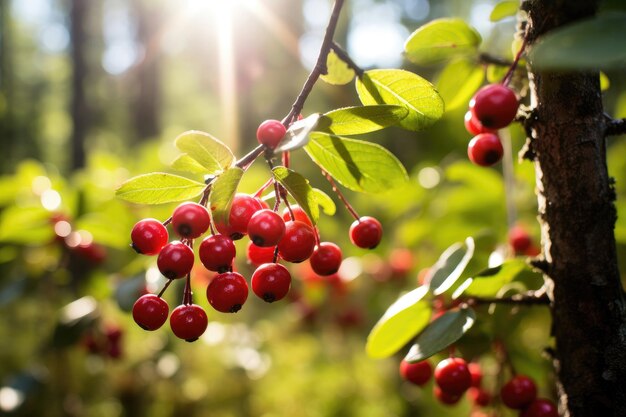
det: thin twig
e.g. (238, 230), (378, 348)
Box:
(466, 291), (550, 306)
(478, 53), (513, 67)
(321, 169), (360, 220)
(606, 117), (626, 137)
(331, 41), (364, 77)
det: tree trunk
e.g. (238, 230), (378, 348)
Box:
(522, 1), (626, 416)
(70, 0), (89, 170)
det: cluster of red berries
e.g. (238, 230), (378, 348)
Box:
(50, 213), (107, 265)
(464, 84), (519, 167)
(128, 120), (384, 342)
(399, 357), (557, 416)
(82, 325), (123, 359)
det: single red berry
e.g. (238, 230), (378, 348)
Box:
(467, 387), (491, 407)
(247, 209), (286, 247)
(520, 398), (559, 417)
(508, 225), (532, 255)
(105, 326), (123, 343)
(349, 216), (383, 249)
(215, 194), (263, 240)
(470, 84), (519, 129)
(206, 271), (249, 313)
(157, 241), (195, 279)
(309, 242), (343, 276)
(251, 263), (292, 302)
(399, 359), (432, 386)
(132, 294), (169, 330)
(257, 119), (287, 149)
(199, 234), (236, 272)
(169, 304), (208, 342)
(434, 386), (462, 405)
(172, 202), (211, 239)
(468, 133), (504, 167)
(282, 205), (313, 227)
(247, 241), (277, 266)
(468, 362), (483, 388)
(500, 375), (538, 410)
(464, 110), (496, 135)
(277, 220), (316, 263)
(106, 342), (123, 359)
(131, 218), (168, 255)
(434, 357), (472, 395)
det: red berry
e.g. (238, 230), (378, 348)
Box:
(73, 242), (107, 264)
(247, 209), (286, 247)
(309, 242), (342, 276)
(132, 294), (169, 330)
(434, 357), (472, 395)
(520, 398), (558, 417)
(434, 386), (462, 405)
(169, 304), (208, 342)
(199, 234), (236, 272)
(247, 241), (277, 266)
(500, 375), (538, 409)
(464, 110), (496, 135)
(468, 362), (483, 388)
(206, 271), (249, 313)
(251, 263), (292, 302)
(467, 387), (491, 407)
(470, 84), (519, 129)
(399, 359), (432, 386)
(131, 218), (168, 255)
(105, 326), (123, 342)
(216, 194), (263, 240)
(508, 225), (532, 255)
(282, 205), (313, 227)
(157, 241), (195, 279)
(277, 220), (316, 263)
(349, 216), (383, 249)
(468, 133), (503, 167)
(257, 119), (287, 149)
(172, 202), (211, 239)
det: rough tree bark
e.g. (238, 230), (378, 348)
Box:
(522, 1), (626, 416)
(69, 0), (89, 170)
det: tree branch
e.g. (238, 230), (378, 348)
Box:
(465, 291), (550, 306)
(605, 117), (626, 137)
(478, 53), (512, 67)
(331, 41), (364, 77)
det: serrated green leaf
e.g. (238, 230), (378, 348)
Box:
(273, 167), (319, 225)
(320, 50), (355, 85)
(317, 105), (409, 135)
(366, 286), (431, 358)
(209, 168), (244, 227)
(490, 1), (518, 22)
(174, 130), (234, 175)
(356, 69), (444, 131)
(453, 259), (528, 299)
(426, 237), (475, 296)
(404, 308), (476, 362)
(171, 154), (208, 175)
(116, 173), (206, 204)
(404, 18), (482, 65)
(529, 13), (626, 70)
(305, 132), (408, 193)
(312, 188), (336, 216)
(436, 59), (484, 111)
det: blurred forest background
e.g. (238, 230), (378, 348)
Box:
(0, 0), (625, 416)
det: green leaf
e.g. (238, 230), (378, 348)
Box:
(317, 105), (408, 135)
(529, 13), (626, 70)
(171, 154), (208, 175)
(436, 59), (484, 111)
(116, 173), (206, 204)
(0, 206), (54, 244)
(404, 18), (482, 65)
(404, 308), (476, 363)
(209, 168), (244, 227)
(277, 113), (320, 152)
(490, 1), (518, 22)
(272, 167), (319, 225)
(312, 188), (336, 216)
(174, 130), (234, 175)
(426, 237), (475, 296)
(320, 50), (355, 85)
(453, 259), (528, 299)
(305, 132), (408, 193)
(366, 286), (431, 358)
(600, 71), (610, 91)
(356, 69), (444, 131)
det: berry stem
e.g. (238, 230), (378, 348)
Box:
(321, 169), (360, 220)
(158, 279), (173, 298)
(183, 273), (192, 305)
(282, 150), (290, 168)
(501, 33), (529, 87)
(254, 177), (274, 198)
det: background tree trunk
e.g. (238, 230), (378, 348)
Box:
(69, 0), (89, 170)
(522, 1), (626, 416)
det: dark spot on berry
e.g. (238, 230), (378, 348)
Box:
(230, 303), (242, 313)
(252, 236), (265, 246)
(480, 117), (494, 128)
(485, 151), (501, 164)
(177, 224), (192, 237)
(163, 271), (177, 280)
(263, 293), (276, 303)
(217, 265), (230, 273)
(230, 232), (244, 241)
(185, 337), (199, 342)
(130, 242), (143, 254)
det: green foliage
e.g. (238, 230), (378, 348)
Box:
(273, 167), (319, 225)
(171, 154), (208, 175)
(426, 237), (475, 296)
(529, 13), (626, 70)
(174, 130), (235, 175)
(436, 59), (484, 111)
(304, 132), (409, 193)
(404, 18), (482, 65)
(115, 172), (206, 204)
(454, 259), (530, 298)
(209, 167), (244, 226)
(490, 1), (518, 22)
(312, 188), (336, 216)
(317, 105), (408, 135)
(355, 69), (444, 131)
(320, 50), (355, 85)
